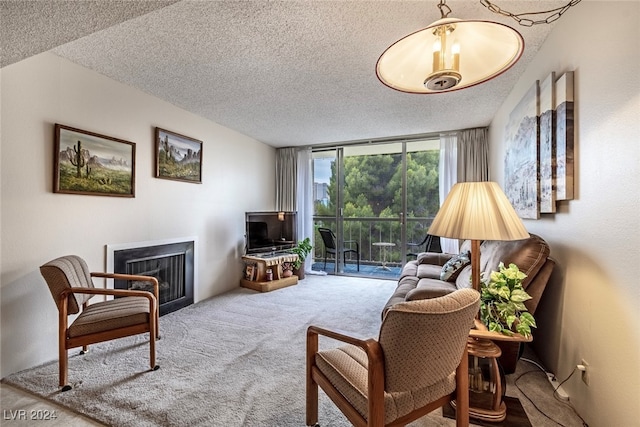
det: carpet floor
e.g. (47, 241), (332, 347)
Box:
(2, 275), (584, 427)
(442, 397), (531, 427)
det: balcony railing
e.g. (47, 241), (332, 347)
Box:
(312, 216), (435, 273)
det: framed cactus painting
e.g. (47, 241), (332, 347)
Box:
(155, 127), (202, 183)
(54, 124), (136, 197)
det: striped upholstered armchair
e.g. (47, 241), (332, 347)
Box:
(40, 255), (160, 391)
(306, 288), (480, 427)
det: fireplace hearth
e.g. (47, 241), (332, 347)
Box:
(108, 239), (195, 316)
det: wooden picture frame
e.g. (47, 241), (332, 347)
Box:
(155, 127), (202, 183)
(54, 124), (136, 197)
(504, 81), (540, 220)
(244, 264), (256, 281)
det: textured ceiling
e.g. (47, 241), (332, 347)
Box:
(1, 1), (570, 147)
(0, 0), (181, 68)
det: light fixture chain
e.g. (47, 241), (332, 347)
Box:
(437, 0), (452, 19)
(480, 0), (581, 27)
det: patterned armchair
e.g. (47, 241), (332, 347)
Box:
(306, 288), (480, 427)
(40, 255), (160, 391)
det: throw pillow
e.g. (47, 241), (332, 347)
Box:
(440, 251), (471, 282)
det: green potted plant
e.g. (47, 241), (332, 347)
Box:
(480, 262), (537, 338)
(291, 237), (312, 280)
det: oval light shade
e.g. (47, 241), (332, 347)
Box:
(376, 18), (524, 94)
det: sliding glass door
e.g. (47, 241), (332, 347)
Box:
(341, 143), (403, 275)
(312, 150), (341, 272)
(312, 138), (439, 277)
(404, 140), (441, 260)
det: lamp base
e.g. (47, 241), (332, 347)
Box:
(424, 70), (461, 91)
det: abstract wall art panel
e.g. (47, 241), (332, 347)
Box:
(555, 72), (575, 200)
(539, 72), (556, 213)
(504, 81), (540, 220)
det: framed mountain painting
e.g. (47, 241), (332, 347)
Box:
(155, 127), (203, 184)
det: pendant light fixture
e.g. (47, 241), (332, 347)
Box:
(376, 0), (524, 93)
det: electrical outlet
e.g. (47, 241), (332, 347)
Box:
(581, 359), (590, 386)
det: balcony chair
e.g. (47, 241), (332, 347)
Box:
(406, 233), (442, 259)
(318, 227), (360, 272)
(306, 288), (480, 427)
(40, 255), (160, 391)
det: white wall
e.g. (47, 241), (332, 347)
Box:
(0, 53), (276, 377)
(489, 2), (639, 426)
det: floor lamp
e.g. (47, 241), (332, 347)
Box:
(427, 181), (529, 291)
(428, 181), (530, 422)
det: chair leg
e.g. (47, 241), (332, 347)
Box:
(59, 346), (68, 389)
(306, 374), (319, 426)
(79, 345), (88, 355)
(156, 309), (160, 340)
(306, 331), (319, 426)
(149, 306), (159, 371)
(59, 345), (72, 391)
(323, 252), (327, 270)
(58, 314), (71, 391)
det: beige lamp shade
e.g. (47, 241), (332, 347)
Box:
(428, 181), (529, 241)
(376, 18), (524, 94)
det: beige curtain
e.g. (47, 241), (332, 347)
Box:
(439, 133), (459, 254)
(275, 147), (297, 211)
(457, 127), (489, 182)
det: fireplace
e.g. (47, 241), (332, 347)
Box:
(108, 238), (195, 316)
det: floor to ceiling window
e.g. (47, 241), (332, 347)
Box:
(311, 138), (440, 278)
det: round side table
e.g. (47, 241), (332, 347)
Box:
(465, 336), (507, 422)
(372, 242), (395, 270)
(452, 319), (531, 422)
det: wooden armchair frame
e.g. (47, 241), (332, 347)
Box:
(91, 272), (161, 340)
(306, 325), (470, 427)
(41, 263), (161, 391)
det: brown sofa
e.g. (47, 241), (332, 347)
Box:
(383, 234), (555, 373)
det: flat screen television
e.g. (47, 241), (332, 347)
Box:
(245, 211), (297, 254)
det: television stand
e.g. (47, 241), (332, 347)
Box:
(241, 253), (298, 292)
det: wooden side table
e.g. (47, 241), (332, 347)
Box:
(241, 253), (298, 292)
(453, 319), (532, 423)
(466, 336), (506, 421)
